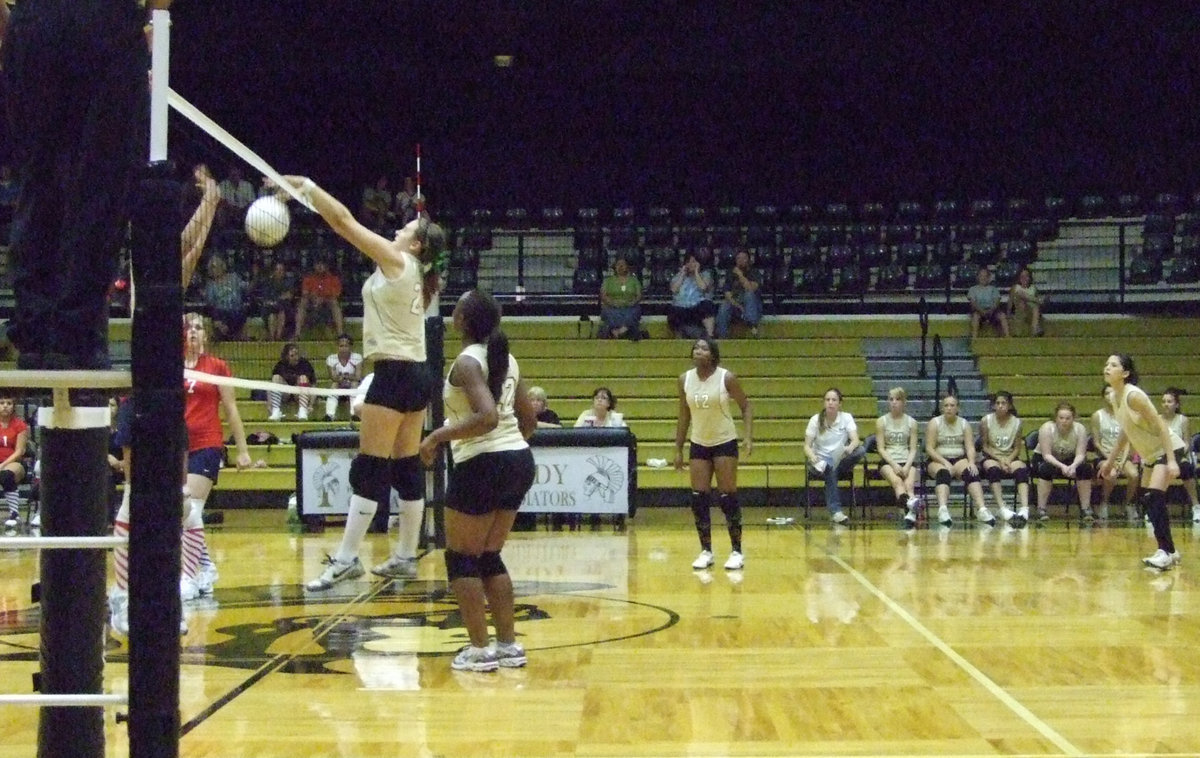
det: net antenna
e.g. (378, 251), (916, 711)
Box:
(415, 143), (424, 215)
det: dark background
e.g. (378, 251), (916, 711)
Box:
(37, 1), (1200, 212)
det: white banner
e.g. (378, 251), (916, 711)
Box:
(521, 445), (630, 515)
(299, 447), (400, 516)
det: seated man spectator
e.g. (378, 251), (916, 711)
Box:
(967, 265), (1009, 338)
(203, 256), (249, 341)
(360, 175), (393, 231)
(715, 248), (763, 338)
(253, 260), (297, 340)
(528, 386), (562, 428)
(293, 257), (345, 339)
(599, 255), (643, 340)
(267, 343), (317, 421)
(323, 333), (363, 421)
(667, 251), (716, 339)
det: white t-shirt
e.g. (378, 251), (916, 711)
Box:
(326, 352), (363, 383)
(806, 411), (857, 462)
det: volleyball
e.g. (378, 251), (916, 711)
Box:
(245, 195), (290, 247)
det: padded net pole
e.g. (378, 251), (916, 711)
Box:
(36, 407), (111, 758)
(127, 163), (184, 758)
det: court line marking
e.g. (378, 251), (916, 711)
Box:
(828, 553), (1084, 757)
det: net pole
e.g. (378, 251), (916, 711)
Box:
(128, 9), (184, 757)
(148, 10), (170, 164)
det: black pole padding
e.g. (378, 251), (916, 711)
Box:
(37, 419), (110, 758)
(127, 162), (184, 758)
(424, 314), (447, 549)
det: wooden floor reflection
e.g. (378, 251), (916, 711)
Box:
(2, 509), (1199, 757)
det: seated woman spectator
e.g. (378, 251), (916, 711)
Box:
(0, 391), (30, 530)
(599, 255), (643, 340)
(293, 257), (345, 339)
(925, 394), (992, 527)
(203, 256), (250, 341)
(875, 387), (920, 526)
(574, 387), (625, 428)
(667, 251), (716, 339)
(967, 266), (1009, 338)
(979, 391), (1031, 526)
(715, 249), (763, 338)
(528, 386), (562, 428)
(805, 388), (865, 523)
(254, 260), (297, 341)
(323, 334), (363, 421)
(267, 343), (317, 421)
(1033, 402), (1094, 522)
(1160, 388), (1200, 524)
(1008, 267), (1045, 337)
(1092, 385), (1138, 522)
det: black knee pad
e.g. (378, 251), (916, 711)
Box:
(1142, 488), (1167, 511)
(391, 455), (424, 501)
(985, 466), (1003, 484)
(1036, 462), (1057, 481)
(1076, 461), (1096, 480)
(935, 469), (952, 487)
(349, 454), (391, 503)
(1013, 467), (1030, 484)
(961, 468), (979, 485)
(0, 470), (15, 491)
(690, 491), (711, 524)
(444, 549), (480, 582)
(1180, 460), (1196, 481)
(478, 550), (507, 578)
(718, 492), (740, 524)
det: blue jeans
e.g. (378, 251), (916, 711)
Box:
(715, 291), (763, 337)
(600, 305), (641, 336)
(808, 446), (865, 512)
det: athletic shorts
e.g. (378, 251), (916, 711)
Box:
(365, 359), (434, 413)
(877, 460), (912, 476)
(1148, 447), (1188, 470)
(690, 439), (739, 461)
(446, 448), (535, 516)
(187, 446), (224, 483)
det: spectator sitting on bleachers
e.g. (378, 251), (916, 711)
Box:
(293, 256), (344, 339)
(715, 248), (763, 338)
(323, 333), (363, 421)
(528, 386), (562, 428)
(667, 251), (716, 339)
(252, 260), (297, 341)
(203, 256), (249, 341)
(393, 176), (419, 227)
(967, 266), (1009, 338)
(359, 175), (393, 231)
(1008, 267), (1045, 337)
(267, 343), (317, 421)
(599, 254), (643, 340)
(574, 387), (625, 428)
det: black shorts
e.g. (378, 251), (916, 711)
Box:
(877, 460), (912, 476)
(1148, 447), (1188, 470)
(446, 448), (536, 516)
(365, 359), (435, 413)
(187, 446), (224, 483)
(690, 439), (739, 461)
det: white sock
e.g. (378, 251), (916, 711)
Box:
(393, 498), (424, 559)
(268, 391), (281, 414)
(325, 395), (338, 419)
(114, 487), (132, 591)
(335, 494), (377, 564)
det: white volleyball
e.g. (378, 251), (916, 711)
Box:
(244, 195), (290, 247)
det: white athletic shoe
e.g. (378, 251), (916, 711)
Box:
(108, 589), (129, 637)
(196, 563), (218, 595)
(998, 505), (1016, 522)
(1143, 549), (1174, 570)
(268, 409), (283, 422)
(451, 644), (499, 672)
(297, 407), (309, 421)
(371, 555), (418, 580)
(3, 509), (18, 529)
(976, 507), (996, 527)
(180, 575), (202, 602)
(691, 550), (714, 569)
(902, 509), (917, 527)
(491, 640), (527, 668)
(937, 505), (953, 527)
(723, 551), (744, 570)
(831, 510), (849, 524)
(305, 555), (365, 591)
(906, 495), (921, 510)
